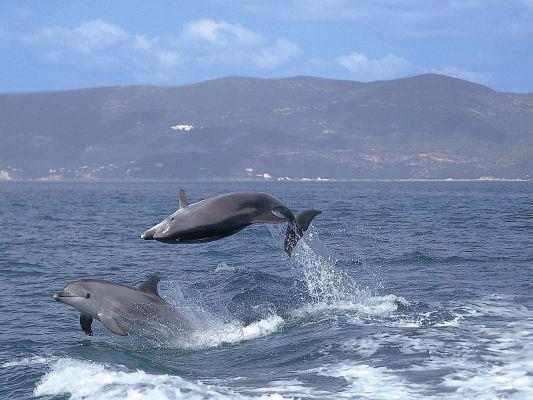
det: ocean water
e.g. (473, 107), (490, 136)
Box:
(0, 181), (531, 400)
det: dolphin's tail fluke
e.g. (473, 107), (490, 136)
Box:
(284, 209), (321, 256)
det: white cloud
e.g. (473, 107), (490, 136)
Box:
(19, 19), (302, 83)
(253, 38), (302, 69)
(22, 19), (176, 73)
(12, 16), (500, 87)
(24, 19), (129, 54)
(337, 52), (413, 81)
(336, 51), (491, 84)
(182, 19), (262, 45)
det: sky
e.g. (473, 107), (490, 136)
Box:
(1, 0), (532, 92)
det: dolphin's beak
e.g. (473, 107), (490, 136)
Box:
(140, 228), (156, 240)
(52, 291), (68, 301)
(52, 291), (79, 301)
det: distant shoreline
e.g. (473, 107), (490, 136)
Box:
(1, 178), (531, 183)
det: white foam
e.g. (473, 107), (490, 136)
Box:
(458, 295), (532, 319)
(310, 362), (425, 399)
(34, 357), (245, 400)
(214, 262), (238, 272)
(443, 357), (533, 400)
(291, 293), (408, 319)
(285, 227), (533, 399)
(332, 295), (533, 399)
(170, 124), (193, 132)
(341, 338), (381, 358)
(388, 311), (463, 328)
(439, 306), (533, 400)
(1, 355), (50, 368)
(187, 315), (284, 348)
(434, 315), (462, 327)
(34, 357), (297, 400)
(245, 378), (327, 398)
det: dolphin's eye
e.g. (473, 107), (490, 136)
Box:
(170, 217), (175, 221)
(86, 293), (91, 298)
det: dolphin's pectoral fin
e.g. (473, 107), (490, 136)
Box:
(178, 188), (188, 208)
(138, 275), (161, 296)
(98, 313), (127, 336)
(251, 210), (287, 224)
(80, 313), (93, 336)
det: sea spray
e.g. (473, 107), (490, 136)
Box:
(292, 241), (346, 303)
(267, 224), (409, 318)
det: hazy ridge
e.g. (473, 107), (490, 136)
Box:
(1, 73), (532, 180)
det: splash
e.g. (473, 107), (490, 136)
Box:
(149, 280), (285, 349)
(187, 314), (284, 349)
(286, 228), (408, 319)
(292, 240), (347, 303)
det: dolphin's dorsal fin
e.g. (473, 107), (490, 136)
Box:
(179, 188), (188, 208)
(138, 275), (161, 296)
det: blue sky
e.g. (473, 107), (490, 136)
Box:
(1, 0), (532, 92)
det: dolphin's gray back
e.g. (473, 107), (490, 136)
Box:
(140, 189), (321, 254)
(141, 190), (299, 245)
(81, 280), (191, 334)
(173, 192), (285, 234)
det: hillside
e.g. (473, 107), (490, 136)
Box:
(1, 73), (532, 180)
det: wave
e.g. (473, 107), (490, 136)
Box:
(33, 357), (315, 400)
(33, 357), (245, 400)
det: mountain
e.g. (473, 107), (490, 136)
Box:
(1, 73), (532, 180)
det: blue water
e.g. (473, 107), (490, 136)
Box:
(0, 181), (531, 399)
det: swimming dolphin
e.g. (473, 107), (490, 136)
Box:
(52, 276), (191, 337)
(140, 189), (321, 255)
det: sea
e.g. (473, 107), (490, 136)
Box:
(0, 181), (531, 399)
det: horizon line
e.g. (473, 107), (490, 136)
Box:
(2, 72), (530, 96)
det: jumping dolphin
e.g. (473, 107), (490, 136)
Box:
(52, 276), (191, 337)
(140, 189), (321, 255)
